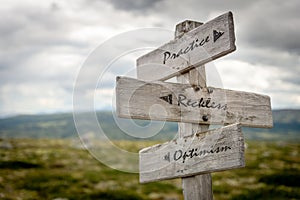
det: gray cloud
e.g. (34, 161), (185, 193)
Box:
(0, 0), (299, 115)
(238, 0), (300, 54)
(151, 0), (300, 55)
(107, 0), (163, 12)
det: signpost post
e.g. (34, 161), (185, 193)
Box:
(115, 12), (273, 200)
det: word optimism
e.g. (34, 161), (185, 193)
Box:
(160, 93), (227, 110)
(163, 145), (232, 163)
(162, 30), (224, 64)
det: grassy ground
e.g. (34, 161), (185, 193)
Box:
(0, 138), (299, 200)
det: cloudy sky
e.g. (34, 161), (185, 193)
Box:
(0, 0), (299, 116)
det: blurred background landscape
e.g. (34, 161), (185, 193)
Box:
(0, 110), (300, 199)
(1, 0), (300, 199)
(1, 109), (300, 141)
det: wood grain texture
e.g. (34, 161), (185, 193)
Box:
(178, 67), (213, 200)
(116, 76), (273, 128)
(136, 12), (236, 81)
(139, 123), (245, 183)
(175, 21), (213, 200)
(182, 174), (212, 200)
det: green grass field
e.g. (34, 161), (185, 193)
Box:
(0, 138), (299, 200)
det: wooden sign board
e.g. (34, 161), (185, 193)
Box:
(137, 12), (236, 81)
(139, 123), (245, 183)
(116, 76), (273, 128)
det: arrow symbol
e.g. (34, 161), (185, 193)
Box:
(160, 94), (173, 105)
(213, 30), (224, 42)
(163, 152), (170, 162)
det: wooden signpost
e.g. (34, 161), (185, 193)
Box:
(137, 12), (236, 81)
(139, 123), (244, 183)
(115, 11), (273, 199)
(116, 76), (273, 128)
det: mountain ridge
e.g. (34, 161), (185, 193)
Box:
(0, 109), (299, 141)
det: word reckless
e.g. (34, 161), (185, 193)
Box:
(178, 94), (227, 110)
(162, 36), (210, 64)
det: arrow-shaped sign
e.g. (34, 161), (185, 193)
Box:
(139, 123), (245, 183)
(137, 12), (236, 81)
(116, 76), (273, 128)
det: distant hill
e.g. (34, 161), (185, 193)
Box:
(0, 112), (177, 141)
(243, 109), (300, 141)
(0, 110), (299, 141)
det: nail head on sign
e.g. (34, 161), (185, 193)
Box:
(202, 115), (209, 122)
(207, 87), (213, 94)
(193, 85), (200, 91)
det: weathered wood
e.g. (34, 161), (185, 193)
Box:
(183, 174), (212, 200)
(175, 20), (213, 199)
(178, 67), (213, 200)
(139, 123), (245, 183)
(116, 76), (273, 128)
(137, 12), (236, 81)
